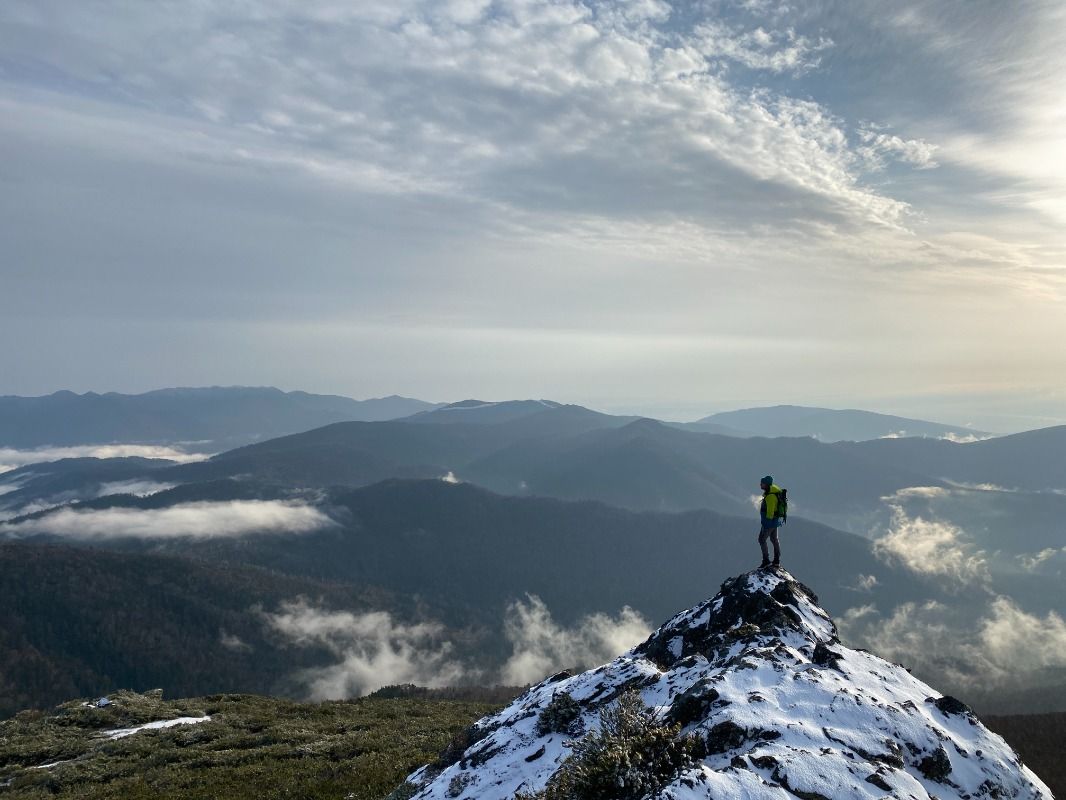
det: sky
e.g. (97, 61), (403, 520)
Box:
(2, 0), (1064, 431)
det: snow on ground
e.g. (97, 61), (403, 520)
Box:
(31, 759), (72, 770)
(403, 569), (1052, 800)
(103, 716), (212, 740)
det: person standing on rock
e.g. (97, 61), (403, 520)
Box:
(758, 475), (784, 568)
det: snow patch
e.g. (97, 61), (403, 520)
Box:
(103, 716), (211, 739)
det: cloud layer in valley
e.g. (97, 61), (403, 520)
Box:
(263, 594), (651, 700)
(501, 594), (652, 685)
(839, 596), (1066, 692)
(0, 500), (334, 540)
(0, 445), (209, 473)
(263, 599), (469, 701)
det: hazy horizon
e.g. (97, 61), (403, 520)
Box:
(3, 382), (1063, 434)
(3, 1), (1064, 434)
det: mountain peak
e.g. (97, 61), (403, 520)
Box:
(400, 570), (1051, 799)
(635, 568), (836, 672)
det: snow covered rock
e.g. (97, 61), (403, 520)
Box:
(399, 568), (1052, 800)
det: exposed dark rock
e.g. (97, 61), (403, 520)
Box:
(917, 745), (953, 782)
(978, 778), (1007, 798)
(823, 728), (903, 769)
(635, 571), (833, 669)
(705, 720), (747, 754)
(665, 680), (720, 728)
(750, 755), (778, 770)
(524, 746), (545, 763)
(930, 695), (973, 717)
(750, 728), (782, 743)
(464, 739), (503, 769)
(875, 740), (905, 770)
(812, 642), (844, 670)
(865, 772), (893, 791)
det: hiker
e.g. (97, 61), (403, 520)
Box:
(758, 475), (784, 568)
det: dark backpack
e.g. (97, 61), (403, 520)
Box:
(775, 488), (788, 524)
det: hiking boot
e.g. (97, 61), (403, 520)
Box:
(771, 560), (780, 567)
(759, 560), (771, 569)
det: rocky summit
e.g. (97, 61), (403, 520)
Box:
(398, 569), (1052, 800)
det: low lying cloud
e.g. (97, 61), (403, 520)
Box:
(943, 480), (1011, 492)
(264, 594), (651, 700)
(0, 444), (209, 473)
(219, 631), (253, 653)
(262, 599), (469, 700)
(1, 500), (334, 540)
(96, 480), (176, 497)
(938, 432), (990, 444)
(873, 500), (988, 585)
(839, 596), (1066, 690)
(882, 486), (949, 501)
(847, 574), (879, 593)
(501, 595), (652, 685)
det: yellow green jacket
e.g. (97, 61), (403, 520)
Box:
(761, 485), (783, 522)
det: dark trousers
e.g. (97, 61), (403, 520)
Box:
(759, 525), (781, 563)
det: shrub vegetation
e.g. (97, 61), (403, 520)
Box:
(0, 690), (500, 800)
(520, 690), (705, 800)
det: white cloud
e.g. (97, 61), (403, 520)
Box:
(0, 445), (208, 473)
(858, 126), (939, 170)
(265, 594), (653, 698)
(0, 0), (923, 236)
(938, 432), (991, 444)
(881, 486), (949, 501)
(695, 20), (832, 74)
(262, 599), (470, 700)
(96, 480), (176, 497)
(979, 596), (1066, 675)
(840, 596), (1066, 690)
(847, 574), (878, 592)
(2, 0), (1065, 417)
(1018, 547), (1066, 572)
(872, 506), (988, 585)
(0, 500), (333, 540)
(220, 631), (253, 653)
(501, 594), (651, 685)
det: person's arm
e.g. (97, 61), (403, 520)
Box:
(764, 493), (778, 520)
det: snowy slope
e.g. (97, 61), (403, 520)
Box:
(402, 569), (1052, 799)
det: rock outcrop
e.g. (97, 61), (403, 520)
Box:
(399, 568), (1052, 799)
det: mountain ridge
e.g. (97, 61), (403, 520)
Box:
(402, 568), (1052, 799)
(0, 387), (440, 449)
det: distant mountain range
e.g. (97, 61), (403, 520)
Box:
(4, 406), (1064, 538)
(0, 387), (440, 449)
(0, 389), (1007, 453)
(2, 390), (1065, 717)
(688, 404), (993, 442)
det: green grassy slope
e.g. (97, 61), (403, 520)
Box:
(0, 690), (499, 800)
